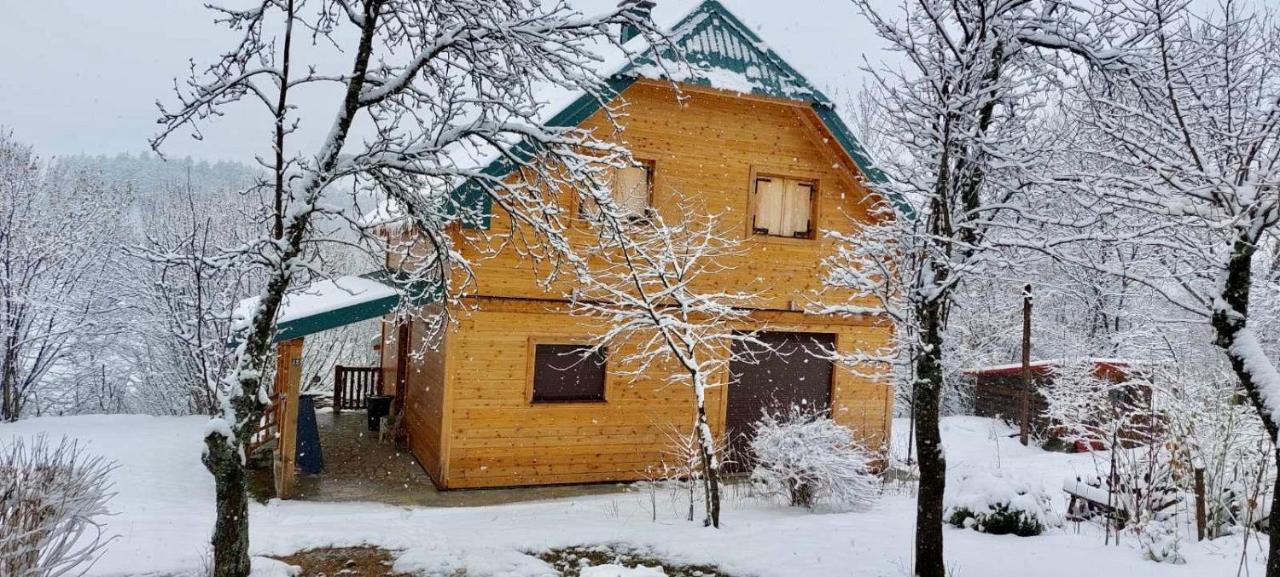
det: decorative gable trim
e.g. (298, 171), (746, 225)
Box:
(620, 0), (827, 104)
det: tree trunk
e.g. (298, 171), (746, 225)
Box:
(694, 392), (721, 528)
(1212, 232), (1280, 577)
(913, 297), (947, 577)
(205, 434), (251, 577)
(2, 333), (19, 422)
(1269, 447), (1280, 577)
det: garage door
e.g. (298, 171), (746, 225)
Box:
(725, 331), (835, 470)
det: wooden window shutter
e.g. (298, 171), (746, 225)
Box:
(614, 165), (650, 218)
(753, 177), (785, 235)
(785, 181), (814, 238)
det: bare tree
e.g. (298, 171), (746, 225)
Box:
(127, 185), (265, 416)
(1075, 1), (1280, 571)
(570, 195), (757, 528)
(838, 2), (1136, 574)
(0, 133), (120, 422)
(151, 1), (668, 575)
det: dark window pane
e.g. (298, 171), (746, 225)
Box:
(532, 344), (607, 402)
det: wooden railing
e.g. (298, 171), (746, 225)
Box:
(334, 366), (382, 413)
(247, 396), (279, 455)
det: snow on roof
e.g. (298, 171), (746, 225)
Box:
(233, 275), (397, 332)
(962, 358), (1138, 376)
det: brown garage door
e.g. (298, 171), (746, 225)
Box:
(725, 331), (835, 470)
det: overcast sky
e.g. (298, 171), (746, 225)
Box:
(0, 0), (896, 164)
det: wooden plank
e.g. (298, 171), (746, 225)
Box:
(273, 337), (304, 499)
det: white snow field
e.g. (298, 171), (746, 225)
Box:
(0, 414), (1262, 577)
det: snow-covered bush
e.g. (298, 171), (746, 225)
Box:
(945, 470), (1057, 536)
(1139, 519), (1185, 564)
(748, 407), (880, 510)
(1153, 356), (1271, 539)
(0, 435), (115, 577)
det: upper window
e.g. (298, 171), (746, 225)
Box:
(531, 344), (607, 403)
(580, 162), (653, 222)
(752, 176), (815, 239)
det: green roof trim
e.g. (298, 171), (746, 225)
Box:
(622, 0), (827, 104)
(244, 270), (440, 345)
(449, 0), (910, 227)
(451, 76), (637, 230)
(269, 289), (399, 344)
(812, 104), (913, 216)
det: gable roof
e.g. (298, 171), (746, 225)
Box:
(453, 0), (904, 229)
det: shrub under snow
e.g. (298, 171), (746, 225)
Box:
(0, 435), (116, 577)
(748, 407), (880, 510)
(945, 470), (1057, 537)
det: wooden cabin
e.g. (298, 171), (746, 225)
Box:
(259, 0), (900, 494)
(374, 1), (898, 490)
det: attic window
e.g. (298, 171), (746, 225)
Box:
(752, 176), (815, 239)
(580, 162), (654, 222)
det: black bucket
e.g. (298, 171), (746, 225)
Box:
(366, 395), (394, 432)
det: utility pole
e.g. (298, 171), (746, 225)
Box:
(1019, 284), (1033, 446)
(906, 341), (918, 466)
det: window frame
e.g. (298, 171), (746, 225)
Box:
(525, 338), (609, 404)
(746, 167), (821, 241)
(576, 159), (657, 224)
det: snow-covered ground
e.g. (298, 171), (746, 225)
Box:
(0, 414), (1262, 577)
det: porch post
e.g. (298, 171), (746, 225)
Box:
(273, 337), (304, 499)
(333, 365), (343, 414)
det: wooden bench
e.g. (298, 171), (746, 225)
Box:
(1063, 476), (1179, 527)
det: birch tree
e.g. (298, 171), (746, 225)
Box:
(839, 2), (1136, 574)
(1075, 1), (1280, 571)
(151, 1), (667, 575)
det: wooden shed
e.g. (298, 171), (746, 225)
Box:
(965, 359), (1136, 437)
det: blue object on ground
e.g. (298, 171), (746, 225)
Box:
(296, 394), (325, 475)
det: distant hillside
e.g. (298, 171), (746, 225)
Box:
(50, 152), (262, 197)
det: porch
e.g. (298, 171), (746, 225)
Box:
(244, 272), (627, 506)
(283, 407), (628, 507)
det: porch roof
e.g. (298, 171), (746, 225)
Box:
(235, 271), (436, 344)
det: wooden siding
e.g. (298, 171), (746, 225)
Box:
(402, 306), (450, 484)
(387, 80), (897, 489)
(450, 80), (885, 313)
(971, 372), (1054, 433)
(439, 299), (892, 489)
(970, 362), (1138, 438)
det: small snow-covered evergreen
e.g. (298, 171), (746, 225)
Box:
(945, 470), (1057, 537)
